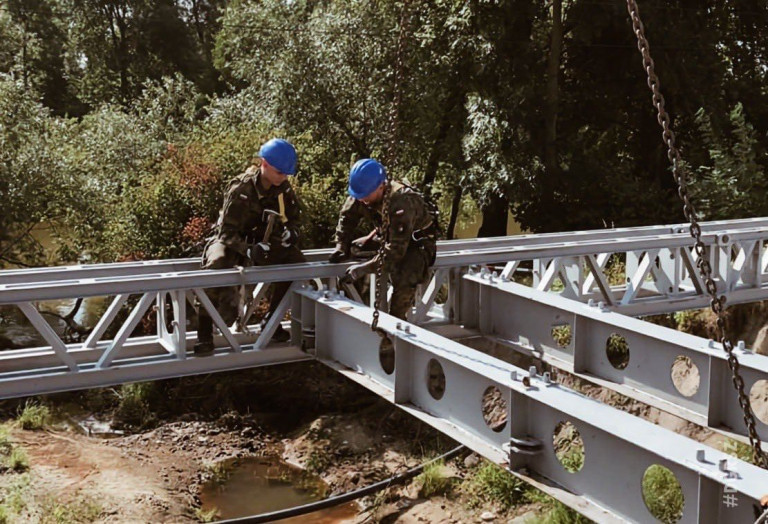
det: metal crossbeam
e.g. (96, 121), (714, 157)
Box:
(459, 272), (768, 443)
(296, 288), (767, 523)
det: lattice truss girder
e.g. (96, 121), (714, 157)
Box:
(3, 218), (768, 521)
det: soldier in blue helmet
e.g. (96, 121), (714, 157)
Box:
(329, 158), (438, 320)
(195, 138), (305, 355)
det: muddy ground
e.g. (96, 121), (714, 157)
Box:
(0, 362), (542, 523)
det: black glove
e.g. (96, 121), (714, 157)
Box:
(328, 244), (349, 263)
(248, 242), (270, 264)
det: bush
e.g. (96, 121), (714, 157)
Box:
(415, 459), (454, 498)
(17, 402), (51, 430)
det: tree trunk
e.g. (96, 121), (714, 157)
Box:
(446, 186), (463, 240)
(544, 0), (563, 182)
(477, 193), (508, 238)
(422, 86), (464, 198)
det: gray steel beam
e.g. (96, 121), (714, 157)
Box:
(297, 288), (768, 523)
(461, 272), (768, 444)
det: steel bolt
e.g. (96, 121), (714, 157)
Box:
(696, 449), (706, 462)
(396, 322), (402, 331)
(737, 340), (746, 351)
(529, 366), (537, 378)
(404, 325), (411, 334)
(718, 458), (729, 473)
(543, 372), (551, 384)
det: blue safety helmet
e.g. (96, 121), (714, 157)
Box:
(348, 158), (386, 199)
(258, 138), (297, 175)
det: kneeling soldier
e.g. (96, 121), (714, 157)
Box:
(195, 138), (305, 355)
(329, 158), (437, 320)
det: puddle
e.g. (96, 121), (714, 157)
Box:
(200, 457), (358, 522)
(72, 415), (125, 439)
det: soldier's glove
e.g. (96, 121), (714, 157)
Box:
(248, 242), (270, 264)
(280, 228), (298, 248)
(328, 244), (350, 263)
(340, 261), (367, 285)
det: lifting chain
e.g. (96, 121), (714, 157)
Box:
(626, 0), (767, 468)
(372, 1), (411, 333)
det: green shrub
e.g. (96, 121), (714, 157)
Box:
(415, 459), (453, 497)
(17, 402), (51, 430)
(463, 461), (526, 509)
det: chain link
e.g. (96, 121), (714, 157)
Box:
(372, 1), (411, 333)
(626, 0), (767, 468)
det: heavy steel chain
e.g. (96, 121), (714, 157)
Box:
(372, 1), (410, 332)
(626, 0), (767, 468)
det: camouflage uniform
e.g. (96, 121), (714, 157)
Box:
(334, 181), (437, 320)
(198, 166), (305, 342)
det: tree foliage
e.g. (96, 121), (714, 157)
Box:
(2, 0), (768, 266)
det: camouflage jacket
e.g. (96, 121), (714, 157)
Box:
(333, 181), (436, 273)
(214, 166), (301, 256)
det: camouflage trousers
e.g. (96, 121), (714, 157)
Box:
(197, 240), (306, 341)
(387, 241), (435, 320)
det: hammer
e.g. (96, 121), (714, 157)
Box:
(262, 209), (282, 244)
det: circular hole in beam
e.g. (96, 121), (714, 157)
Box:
(749, 380), (768, 425)
(481, 386), (507, 432)
(551, 324), (572, 349)
(641, 464), (684, 523)
(606, 333), (630, 370)
(553, 421), (584, 473)
(379, 335), (395, 375)
(427, 359), (446, 400)
(670, 356), (700, 397)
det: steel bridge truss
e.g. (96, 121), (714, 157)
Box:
(3, 217), (768, 521)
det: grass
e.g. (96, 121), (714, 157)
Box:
(17, 402), (51, 430)
(0, 473), (32, 522)
(5, 448), (28, 472)
(195, 507), (220, 522)
(415, 459), (453, 497)
(113, 382), (157, 429)
(40, 494), (102, 524)
(463, 461), (527, 510)
(0, 425), (28, 472)
(641, 465), (684, 524)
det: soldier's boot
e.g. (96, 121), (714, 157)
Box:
(194, 314), (215, 356)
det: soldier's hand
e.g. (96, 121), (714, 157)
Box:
(328, 244), (349, 263)
(340, 262), (366, 284)
(249, 242), (270, 264)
